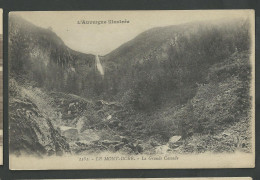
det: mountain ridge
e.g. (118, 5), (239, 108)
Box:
(9, 15), (253, 156)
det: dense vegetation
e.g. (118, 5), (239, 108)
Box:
(101, 19), (251, 109)
(9, 15), (99, 97)
(9, 15), (253, 155)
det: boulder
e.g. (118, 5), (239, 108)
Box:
(114, 142), (125, 151)
(62, 128), (79, 142)
(101, 140), (120, 147)
(168, 136), (182, 148)
(155, 145), (169, 154)
(135, 144), (143, 153)
(75, 141), (88, 147)
(169, 136), (181, 144)
(107, 115), (112, 120)
(113, 135), (127, 142)
(108, 120), (119, 128)
(69, 102), (75, 108)
(121, 136), (129, 144)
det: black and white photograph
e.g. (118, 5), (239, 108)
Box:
(8, 10), (255, 169)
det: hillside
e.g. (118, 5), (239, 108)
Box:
(9, 15), (98, 97)
(9, 15), (253, 156)
(100, 18), (251, 109)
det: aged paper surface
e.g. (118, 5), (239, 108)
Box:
(9, 10), (255, 170)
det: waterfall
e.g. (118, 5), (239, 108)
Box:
(95, 55), (104, 76)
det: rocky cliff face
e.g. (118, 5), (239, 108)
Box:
(8, 15), (101, 156)
(9, 81), (70, 156)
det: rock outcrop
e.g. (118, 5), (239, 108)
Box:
(9, 97), (70, 157)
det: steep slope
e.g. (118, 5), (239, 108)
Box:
(9, 15), (253, 155)
(159, 51), (253, 153)
(104, 19), (249, 64)
(9, 15), (98, 97)
(8, 15), (97, 156)
(8, 15), (140, 155)
(96, 18), (253, 151)
(9, 80), (71, 156)
(101, 18), (251, 109)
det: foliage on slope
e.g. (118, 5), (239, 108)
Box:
(149, 51), (253, 153)
(8, 15), (253, 155)
(102, 18), (251, 111)
(9, 15), (99, 97)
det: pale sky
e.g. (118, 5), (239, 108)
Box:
(11, 10), (252, 55)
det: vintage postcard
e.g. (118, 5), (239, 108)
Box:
(9, 10), (255, 170)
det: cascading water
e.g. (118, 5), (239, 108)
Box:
(95, 55), (104, 76)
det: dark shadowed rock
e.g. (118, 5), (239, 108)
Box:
(168, 136), (182, 149)
(62, 128), (79, 142)
(101, 140), (121, 147)
(9, 98), (70, 157)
